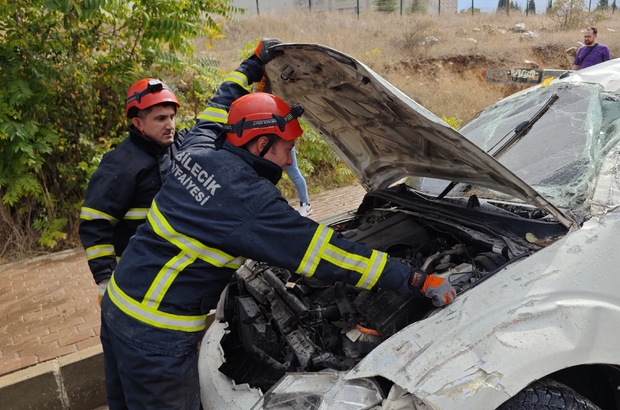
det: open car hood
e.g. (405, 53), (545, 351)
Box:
(265, 43), (573, 229)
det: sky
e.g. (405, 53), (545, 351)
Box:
(458, 0), (551, 12)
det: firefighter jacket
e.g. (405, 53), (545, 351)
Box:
(102, 56), (419, 355)
(79, 126), (186, 285)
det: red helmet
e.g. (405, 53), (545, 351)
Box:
(125, 78), (180, 118)
(225, 93), (304, 147)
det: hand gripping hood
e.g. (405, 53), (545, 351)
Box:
(264, 43), (573, 229)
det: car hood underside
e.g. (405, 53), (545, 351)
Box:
(264, 43), (573, 228)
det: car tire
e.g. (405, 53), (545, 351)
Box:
(498, 378), (601, 410)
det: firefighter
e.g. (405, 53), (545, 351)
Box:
(99, 40), (456, 410)
(79, 78), (186, 304)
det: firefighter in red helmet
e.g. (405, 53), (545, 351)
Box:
(79, 78), (187, 304)
(99, 39), (455, 410)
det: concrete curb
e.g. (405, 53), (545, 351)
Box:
(0, 345), (106, 410)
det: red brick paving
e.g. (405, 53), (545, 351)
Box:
(0, 184), (366, 377)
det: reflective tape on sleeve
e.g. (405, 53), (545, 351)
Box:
(85, 244), (116, 260)
(296, 225), (333, 277)
(80, 207), (118, 224)
(123, 208), (149, 220)
(224, 71), (252, 93)
(296, 225), (388, 290)
(197, 106), (229, 123)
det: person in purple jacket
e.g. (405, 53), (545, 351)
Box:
(572, 27), (611, 70)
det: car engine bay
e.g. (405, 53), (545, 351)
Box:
(217, 184), (569, 392)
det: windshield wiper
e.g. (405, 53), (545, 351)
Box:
(487, 93), (559, 157)
(437, 93), (559, 200)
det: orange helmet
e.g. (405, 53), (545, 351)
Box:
(225, 93), (304, 147)
(125, 78), (180, 118)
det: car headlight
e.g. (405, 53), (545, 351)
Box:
(250, 372), (384, 410)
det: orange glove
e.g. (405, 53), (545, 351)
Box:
(421, 275), (456, 307)
(253, 38), (283, 65)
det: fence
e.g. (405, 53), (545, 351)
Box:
(232, 0), (459, 15)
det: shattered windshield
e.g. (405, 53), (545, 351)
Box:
(419, 83), (620, 209)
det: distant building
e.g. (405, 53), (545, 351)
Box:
(232, 0), (458, 14)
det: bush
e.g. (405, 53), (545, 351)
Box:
(0, 0), (238, 261)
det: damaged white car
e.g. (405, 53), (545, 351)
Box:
(198, 44), (620, 410)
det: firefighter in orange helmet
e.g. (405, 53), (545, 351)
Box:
(79, 78), (187, 305)
(99, 40), (455, 410)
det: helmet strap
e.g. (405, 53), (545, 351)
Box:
(258, 135), (279, 157)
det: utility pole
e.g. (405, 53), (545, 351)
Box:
(438, 0), (441, 14)
(400, 0), (403, 15)
(471, 0), (474, 14)
(506, 0), (510, 15)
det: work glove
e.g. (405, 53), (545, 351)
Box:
(409, 269), (455, 307)
(253, 38), (283, 65)
(97, 278), (110, 306)
(421, 274), (456, 307)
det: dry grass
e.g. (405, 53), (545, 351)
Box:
(201, 9), (620, 122)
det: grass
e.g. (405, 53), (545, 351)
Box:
(199, 9), (620, 123)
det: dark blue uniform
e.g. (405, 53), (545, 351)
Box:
(100, 56), (418, 410)
(79, 127), (185, 285)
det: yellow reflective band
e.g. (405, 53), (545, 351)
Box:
(197, 106), (229, 123)
(321, 244), (368, 274)
(80, 207), (118, 223)
(296, 226), (388, 290)
(108, 275), (207, 332)
(148, 201), (245, 268)
(225, 71), (252, 93)
(123, 208), (149, 220)
(143, 251), (196, 309)
(357, 250), (387, 290)
(296, 225), (333, 277)
(85, 244), (115, 260)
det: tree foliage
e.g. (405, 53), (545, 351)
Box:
(375, 0), (397, 12)
(528, 0), (537, 13)
(408, 0), (428, 13)
(0, 0), (238, 256)
(548, 0), (602, 29)
(497, 0), (523, 11)
(597, 0), (609, 10)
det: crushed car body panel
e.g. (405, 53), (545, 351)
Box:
(348, 211), (620, 409)
(265, 43), (573, 228)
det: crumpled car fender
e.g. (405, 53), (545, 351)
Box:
(348, 212), (620, 409)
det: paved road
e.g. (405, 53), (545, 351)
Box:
(0, 184), (366, 377)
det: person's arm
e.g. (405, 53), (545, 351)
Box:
(604, 47), (612, 62)
(572, 47), (582, 70)
(185, 40), (281, 147)
(78, 151), (138, 285)
(234, 196), (455, 307)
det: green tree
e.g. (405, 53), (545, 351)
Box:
(497, 0), (523, 11)
(548, 0), (591, 29)
(408, 0), (429, 13)
(597, 0), (609, 9)
(375, 0), (397, 12)
(528, 0), (537, 12)
(613, 0), (618, 11)
(0, 0), (237, 257)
